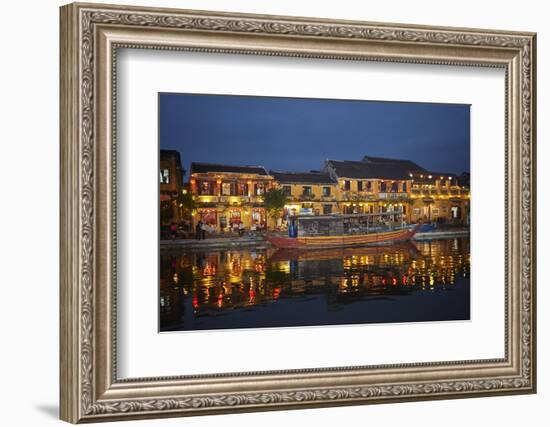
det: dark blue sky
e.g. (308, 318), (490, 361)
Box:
(159, 93), (470, 177)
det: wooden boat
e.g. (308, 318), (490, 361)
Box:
(264, 212), (421, 249)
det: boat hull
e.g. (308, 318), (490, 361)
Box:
(265, 225), (421, 249)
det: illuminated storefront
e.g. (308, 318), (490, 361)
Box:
(189, 162), (275, 232)
(198, 208), (217, 226)
(251, 208), (266, 229)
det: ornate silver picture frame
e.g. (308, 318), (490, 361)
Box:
(60, 2), (536, 423)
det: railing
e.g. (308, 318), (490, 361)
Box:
(411, 189), (438, 196)
(195, 195), (264, 204)
(341, 191), (377, 201)
(298, 193), (315, 201)
(411, 188), (469, 198)
(378, 192), (405, 199)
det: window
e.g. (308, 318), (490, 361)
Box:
(322, 186), (331, 197)
(282, 185), (291, 196)
(357, 181), (363, 192)
(200, 181), (213, 195)
(391, 182), (398, 192)
(365, 181), (372, 192)
(159, 169), (170, 184)
(255, 183), (265, 195)
(402, 182), (407, 192)
(221, 182), (232, 196)
(323, 204), (332, 214)
(237, 183), (248, 196)
(380, 182), (387, 192)
(302, 186), (312, 195)
(343, 180), (351, 191)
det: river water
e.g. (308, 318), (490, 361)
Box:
(160, 237), (470, 331)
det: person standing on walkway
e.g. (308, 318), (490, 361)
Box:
(195, 220), (203, 240)
(200, 221), (207, 240)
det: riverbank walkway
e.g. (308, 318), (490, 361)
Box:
(160, 228), (469, 250)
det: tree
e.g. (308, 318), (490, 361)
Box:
(177, 191), (196, 216)
(263, 188), (288, 228)
(160, 200), (173, 225)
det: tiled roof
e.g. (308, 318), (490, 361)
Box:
(326, 160), (411, 180)
(326, 155), (429, 180)
(362, 155), (427, 173)
(190, 162), (269, 176)
(270, 170), (336, 184)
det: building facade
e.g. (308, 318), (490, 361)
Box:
(323, 157), (417, 220)
(324, 156), (469, 225)
(189, 162), (276, 232)
(409, 172), (470, 224)
(176, 153), (470, 236)
(270, 171), (339, 220)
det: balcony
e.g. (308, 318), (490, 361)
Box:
(378, 192), (405, 199)
(341, 191), (377, 202)
(299, 193), (315, 202)
(195, 195), (264, 205)
(411, 187), (469, 199)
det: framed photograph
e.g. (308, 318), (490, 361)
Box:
(60, 2), (537, 423)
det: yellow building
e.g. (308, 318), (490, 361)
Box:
(270, 171), (339, 220)
(324, 156), (470, 225)
(184, 156), (470, 236)
(189, 162), (275, 232)
(409, 172), (470, 224)
(324, 158), (415, 219)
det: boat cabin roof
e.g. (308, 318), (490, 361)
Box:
(293, 212), (403, 221)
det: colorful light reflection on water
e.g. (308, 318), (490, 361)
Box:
(160, 238), (470, 331)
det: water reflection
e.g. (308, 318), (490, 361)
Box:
(160, 238), (470, 331)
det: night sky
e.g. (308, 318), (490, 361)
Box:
(159, 93), (470, 178)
